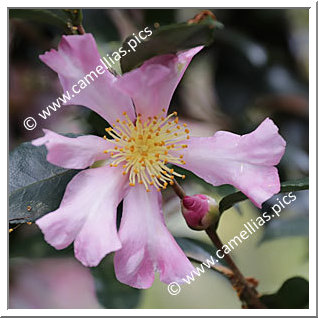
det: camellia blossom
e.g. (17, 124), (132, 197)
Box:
(33, 34), (286, 289)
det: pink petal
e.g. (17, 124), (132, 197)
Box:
(32, 129), (110, 169)
(40, 34), (135, 124)
(115, 46), (203, 118)
(180, 118), (286, 207)
(114, 184), (194, 289)
(36, 166), (129, 267)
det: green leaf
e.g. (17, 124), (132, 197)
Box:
(9, 141), (80, 224)
(10, 225), (74, 258)
(219, 178), (309, 214)
(9, 9), (68, 29)
(219, 191), (248, 214)
(176, 237), (233, 280)
(176, 237), (216, 262)
(120, 16), (223, 73)
(277, 177), (309, 192)
(91, 255), (141, 309)
(176, 237), (227, 266)
(260, 277), (309, 309)
(260, 216), (308, 243)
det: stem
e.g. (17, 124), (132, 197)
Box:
(205, 227), (266, 308)
(171, 180), (266, 309)
(77, 24), (85, 35)
(171, 179), (186, 199)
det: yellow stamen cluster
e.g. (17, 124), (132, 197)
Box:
(104, 109), (189, 192)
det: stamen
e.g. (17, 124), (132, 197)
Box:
(103, 111), (190, 191)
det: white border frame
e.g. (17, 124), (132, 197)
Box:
(3, 1), (316, 316)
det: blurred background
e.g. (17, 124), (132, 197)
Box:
(9, 8), (309, 309)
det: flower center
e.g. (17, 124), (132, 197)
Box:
(103, 109), (190, 192)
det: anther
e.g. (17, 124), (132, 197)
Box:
(107, 109), (190, 192)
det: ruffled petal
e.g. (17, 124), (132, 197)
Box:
(114, 184), (194, 289)
(32, 129), (110, 169)
(36, 166), (129, 267)
(180, 118), (286, 207)
(115, 46), (203, 118)
(40, 34), (135, 124)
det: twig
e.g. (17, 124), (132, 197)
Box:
(205, 227), (266, 309)
(171, 180), (266, 309)
(77, 24), (85, 35)
(171, 179), (186, 199)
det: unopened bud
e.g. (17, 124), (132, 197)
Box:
(182, 194), (219, 230)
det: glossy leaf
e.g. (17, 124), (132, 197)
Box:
(176, 237), (234, 281)
(260, 277), (309, 309)
(9, 225), (73, 258)
(260, 216), (308, 243)
(120, 16), (223, 73)
(9, 141), (80, 224)
(9, 9), (68, 29)
(176, 237), (228, 266)
(219, 178), (309, 214)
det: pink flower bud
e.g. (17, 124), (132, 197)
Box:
(182, 194), (219, 230)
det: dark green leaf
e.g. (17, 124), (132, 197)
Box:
(260, 277), (309, 309)
(176, 237), (227, 266)
(219, 178), (309, 214)
(120, 16), (223, 73)
(278, 177), (309, 192)
(9, 9), (68, 29)
(176, 237), (234, 281)
(219, 191), (248, 214)
(9, 224), (74, 258)
(91, 255), (141, 309)
(260, 216), (308, 243)
(9, 141), (80, 224)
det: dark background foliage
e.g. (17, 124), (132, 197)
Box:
(9, 8), (309, 309)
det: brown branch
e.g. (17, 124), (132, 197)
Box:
(171, 179), (186, 199)
(171, 180), (266, 309)
(205, 227), (266, 308)
(77, 24), (85, 35)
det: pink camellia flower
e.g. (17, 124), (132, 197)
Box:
(33, 34), (286, 289)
